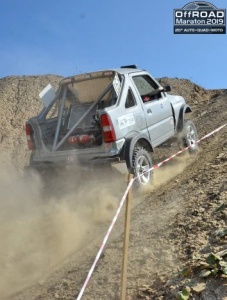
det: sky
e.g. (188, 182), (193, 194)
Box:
(0, 0), (226, 89)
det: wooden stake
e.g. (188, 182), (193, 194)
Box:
(120, 173), (133, 300)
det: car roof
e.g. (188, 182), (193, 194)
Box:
(60, 68), (145, 85)
(112, 68), (144, 75)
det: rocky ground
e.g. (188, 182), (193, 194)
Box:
(0, 75), (226, 300)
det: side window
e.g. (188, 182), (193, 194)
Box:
(125, 89), (137, 108)
(132, 75), (160, 102)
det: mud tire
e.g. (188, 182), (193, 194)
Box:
(182, 120), (199, 153)
(132, 147), (153, 187)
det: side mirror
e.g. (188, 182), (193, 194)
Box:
(163, 85), (172, 92)
(147, 86), (164, 96)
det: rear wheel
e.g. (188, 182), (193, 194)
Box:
(132, 147), (153, 187)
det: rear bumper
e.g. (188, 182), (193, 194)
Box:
(30, 138), (125, 166)
(28, 154), (121, 169)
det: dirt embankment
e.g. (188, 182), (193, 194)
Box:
(0, 75), (62, 169)
(0, 74), (226, 300)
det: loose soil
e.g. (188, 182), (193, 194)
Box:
(0, 75), (226, 300)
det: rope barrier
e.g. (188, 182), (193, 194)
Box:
(76, 123), (226, 300)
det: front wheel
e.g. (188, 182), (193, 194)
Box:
(182, 120), (199, 153)
(132, 147), (153, 187)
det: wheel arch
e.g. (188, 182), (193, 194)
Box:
(123, 133), (153, 174)
(177, 104), (192, 132)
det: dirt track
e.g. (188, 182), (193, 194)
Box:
(0, 76), (226, 300)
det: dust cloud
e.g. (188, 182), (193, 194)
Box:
(0, 163), (121, 299)
(0, 151), (195, 298)
(140, 151), (194, 194)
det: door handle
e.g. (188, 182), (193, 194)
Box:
(147, 108), (152, 114)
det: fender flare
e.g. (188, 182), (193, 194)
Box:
(177, 104), (192, 132)
(123, 133), (153, 174)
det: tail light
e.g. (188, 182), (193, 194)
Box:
(100, 114), (116, 143)
(25, 123), (36, 150)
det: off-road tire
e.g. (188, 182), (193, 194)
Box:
(182, 120), (199, 153)
(132, 147), (153, 187)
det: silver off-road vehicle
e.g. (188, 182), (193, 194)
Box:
(25, 65), (198, 186)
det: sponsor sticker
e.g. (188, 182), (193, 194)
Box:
(113, 73), (121, 96)
(118, 113), (135, 129)
(174, 1), (226, 34)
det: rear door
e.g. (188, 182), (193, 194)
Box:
(131, 74), (174, 147)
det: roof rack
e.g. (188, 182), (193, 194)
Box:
(120, 64), (137, 69)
